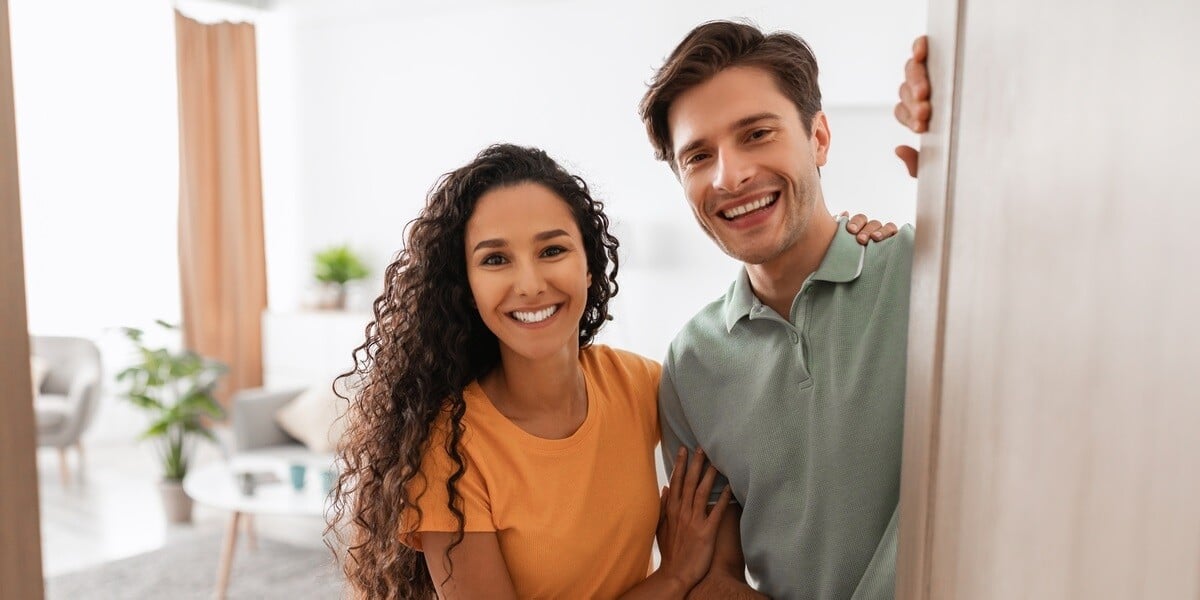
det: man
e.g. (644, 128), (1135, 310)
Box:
(640, 22), (930, 599)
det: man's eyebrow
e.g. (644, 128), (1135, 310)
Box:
(732, 112), (783, 130)
(675, 112), (784, 161)
(472, 229), (569, 253)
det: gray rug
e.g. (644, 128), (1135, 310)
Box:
(45, 533), (345, 599)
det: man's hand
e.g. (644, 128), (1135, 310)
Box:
(894, 35), (931, 177)
(839, 212), (900, 244)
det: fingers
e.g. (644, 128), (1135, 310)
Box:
(694, 464), (719, 515)
(706, 485), (734, 529)
(680, 448), (705, 517)
(904, 58), (930, 101)
(896, 38), (932, 134)
(668, 446), (686, 515)
(913, 35), (928, 62)
(879, 222), (899, 241)
(894, 101), (912, 131)
(669, 446), (686, 491)
(895, 145), (919, 178)
(856, 219), (882, 244)
(846, 212), (866, 234)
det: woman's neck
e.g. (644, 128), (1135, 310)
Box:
(481, 341), (588, 438)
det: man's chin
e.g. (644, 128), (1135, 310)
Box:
(718, 243), (781, 266)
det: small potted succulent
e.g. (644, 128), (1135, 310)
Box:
(313, 244), (370, 310)
(115, 320), (226, 523)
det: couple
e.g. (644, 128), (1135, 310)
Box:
(330, 20), (933, 600)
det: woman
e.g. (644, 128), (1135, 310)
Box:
(329, 144), (891, 598)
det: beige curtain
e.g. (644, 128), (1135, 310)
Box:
(174, 11), (266, 407)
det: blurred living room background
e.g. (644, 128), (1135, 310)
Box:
(12, 0), (922, 596)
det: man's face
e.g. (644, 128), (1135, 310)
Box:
(667, 66), (830, 266)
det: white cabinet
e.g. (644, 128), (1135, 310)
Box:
(261, 310), (372, 389)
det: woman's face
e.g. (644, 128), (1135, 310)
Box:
(464, 182), (591, 362)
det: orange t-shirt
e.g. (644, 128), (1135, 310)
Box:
(401, 345), (662, 599)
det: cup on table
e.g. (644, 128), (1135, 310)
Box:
(289, 463), (307, 491)
(238, 472), (256, 496)
(320, 468), (336, 496)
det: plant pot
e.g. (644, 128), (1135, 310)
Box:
(159, 479), (194, 524)
(311, 282), (347, 310)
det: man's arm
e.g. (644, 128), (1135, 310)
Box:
(686, 504), (769, 600)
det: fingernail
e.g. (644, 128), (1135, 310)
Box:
(678, 447), (687, 457)
(848, 224), (859, 232)
(873, 232), (883, 239)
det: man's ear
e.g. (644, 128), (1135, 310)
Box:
(810, 111), (831, 167)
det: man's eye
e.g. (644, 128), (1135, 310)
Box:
(749, 128), (771, 140)
(482, 254), (507, 266)
(684, 153), (710, 166)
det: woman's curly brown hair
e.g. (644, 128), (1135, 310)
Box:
(327, 144), (621, 598)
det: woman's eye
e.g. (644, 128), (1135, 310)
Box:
(542, 246), (566, 258)
(482, 254), (507, 266)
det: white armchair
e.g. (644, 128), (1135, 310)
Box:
(32, 336), (102, 486)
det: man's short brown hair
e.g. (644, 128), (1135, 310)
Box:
(638, 20), (823, 168)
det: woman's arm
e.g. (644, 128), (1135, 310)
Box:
(421, 531), (518, 600)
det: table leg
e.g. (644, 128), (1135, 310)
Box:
(214, 511), (242, 600)
(243, 514), (257, 551)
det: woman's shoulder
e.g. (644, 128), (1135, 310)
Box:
(585, 345), (662, 376)
(581, 345), (662, 390)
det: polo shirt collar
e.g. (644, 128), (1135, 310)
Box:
(810, 225), (867, 284)
(722, 225), (866, 332)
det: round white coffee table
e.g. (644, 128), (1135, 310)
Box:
(183, 453), (336, 599)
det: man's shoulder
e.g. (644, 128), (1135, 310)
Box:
(863, 223), (915, 275)
(670, 294), (731, 349)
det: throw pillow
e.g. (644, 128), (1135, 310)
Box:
(274, 385), (347, 453)
(30, 355), (50, 398)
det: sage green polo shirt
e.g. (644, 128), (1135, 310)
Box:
(659, 221), (914, 600)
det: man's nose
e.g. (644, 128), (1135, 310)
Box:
(713, 148), (754, 193)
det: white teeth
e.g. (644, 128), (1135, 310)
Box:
(722, 194), (777, 219)
(512, 305), (558, 324)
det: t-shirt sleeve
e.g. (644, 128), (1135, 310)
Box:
(399, 422), (496, 551)
(659, 349), (730, 505)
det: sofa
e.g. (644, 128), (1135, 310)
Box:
(230, 386), (340, 466)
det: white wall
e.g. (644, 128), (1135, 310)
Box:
(263, 0), (924, 358)
(9, 0), (925, 442)
(9, 0), (182, 442)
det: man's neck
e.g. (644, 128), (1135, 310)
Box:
(746, 213), (838, 319)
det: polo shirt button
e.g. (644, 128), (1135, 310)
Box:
(790, 332), (799, 344)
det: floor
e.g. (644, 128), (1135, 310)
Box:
(37, 432), (328, 579)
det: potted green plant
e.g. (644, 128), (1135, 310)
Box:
(313, 244), (369, 310)
(115, 320), (227, 524)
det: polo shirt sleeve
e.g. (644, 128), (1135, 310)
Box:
(659, 351), (730, 505)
